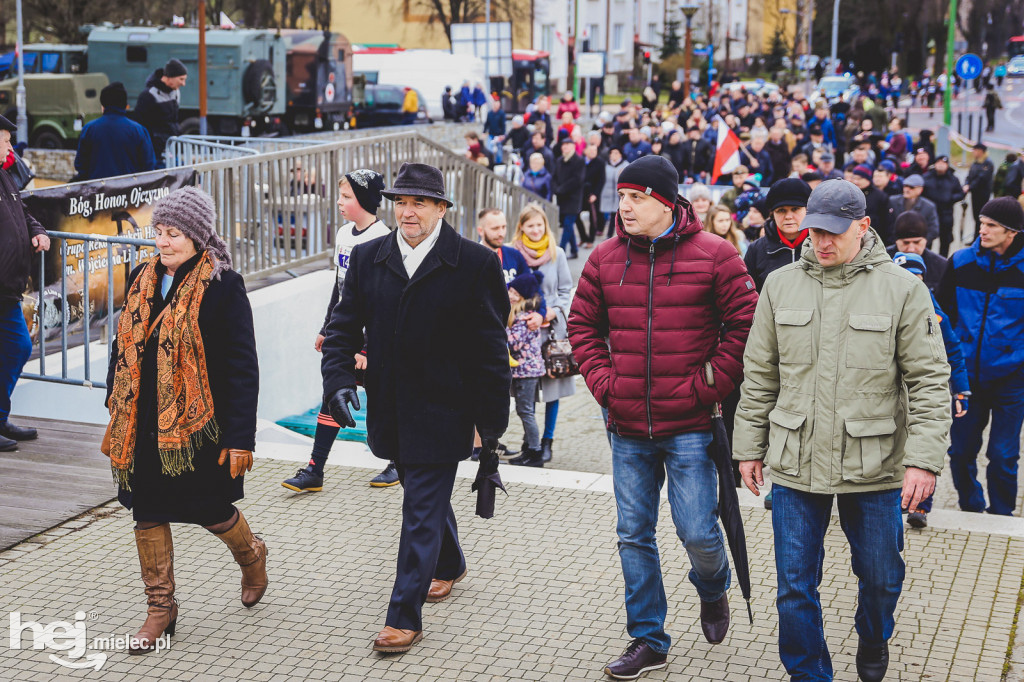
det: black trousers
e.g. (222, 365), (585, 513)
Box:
(385, 462), (465, 631)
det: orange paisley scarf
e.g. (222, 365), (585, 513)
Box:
(108, 253), (220, 490)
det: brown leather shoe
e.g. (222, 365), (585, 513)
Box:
(426, 567), (467, 603)
(213, 511), (269, 608)
(372, 626), (423, 653)
(129, 524), (178, 655)
(700, 593), (730, 644)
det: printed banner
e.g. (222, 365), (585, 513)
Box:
(20, 169), (196, 340)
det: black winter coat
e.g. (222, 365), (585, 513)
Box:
(134, 70), (181, 158)
(743, 218), (806, 292)
(552, 153), (586, 215)
(0, 167), (46, 304)
(106, 254), (259, 523)
(864, 186), (895, 245)
(583, 157), (606, 206)
(885, 244), (947, 294)
(680, 138), (714, 176)
(923, 169), (966, 228)
(321, 222), (511, 466)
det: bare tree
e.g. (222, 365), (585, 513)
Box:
(414, 0), (527, 46)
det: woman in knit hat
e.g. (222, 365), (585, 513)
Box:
(105, 185), (265, 654)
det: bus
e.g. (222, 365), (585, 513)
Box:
(1008, 36), (1024, 57)
(490, 50), (550, 114)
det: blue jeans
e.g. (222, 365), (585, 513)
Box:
(512, 377), (541, 450)
(948, 374), (1024, 515)
(558, 214), (578, 255)
(0, 301), (33, 421)
(543, 399), (558, 440)
(487, 136), (503, 164)
(773, 485), (905, 681)
(611, 430), (731, 654)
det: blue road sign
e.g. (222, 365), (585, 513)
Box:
(955, 53), (983, 80)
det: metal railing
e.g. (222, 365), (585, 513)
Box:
(163, 138), (260, 167)
(22, 231), (157, 388)
(179, 131), (560, 280)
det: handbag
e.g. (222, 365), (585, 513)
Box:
(541, 330), (579, 378)
(101, 306), (169, 457)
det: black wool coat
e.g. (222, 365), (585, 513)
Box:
(0, 167), (47, 304)
(322, 222), (511, 466)
(106, 253), (259, 523)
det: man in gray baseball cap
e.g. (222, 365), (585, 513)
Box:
(733, 177), (952, 681)
(889, 173), (940, 246)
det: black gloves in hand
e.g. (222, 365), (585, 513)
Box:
(327, 387), (360, 428)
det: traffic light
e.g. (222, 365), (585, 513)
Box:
(643, 51), (651, 65)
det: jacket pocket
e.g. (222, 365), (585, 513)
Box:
(845, 314), (892, 370)
(775, 309), (814, 365)
(765, 408), (806, 476)
(842, 416), (897, 483)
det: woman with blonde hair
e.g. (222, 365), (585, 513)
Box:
(510, 203), (575, 465)
(105, 186), (265, 654)
(705, 203), (748, 255)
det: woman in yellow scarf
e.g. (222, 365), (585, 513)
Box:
(105, 186), (265, 654)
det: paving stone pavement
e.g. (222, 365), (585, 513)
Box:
(1, 456), (1022, 682)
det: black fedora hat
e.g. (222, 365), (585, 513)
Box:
(382, 163), (452, 207)
(0, 114), (16, 133)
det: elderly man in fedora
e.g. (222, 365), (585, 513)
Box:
(321, 162), (511, 653)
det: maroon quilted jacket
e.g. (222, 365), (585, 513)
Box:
(568, 196), (758, 439)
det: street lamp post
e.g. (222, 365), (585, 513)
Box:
(830, 0), (840, 75)
(15, 0), (28, 145)
(804, 0), (814, 97)
(681, 4), (700, 101)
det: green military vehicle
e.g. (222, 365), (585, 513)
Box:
(87, 26), (287, 136)
(0, 45), (106, 149)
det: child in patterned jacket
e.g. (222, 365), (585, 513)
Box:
(506, 270), (547, 467)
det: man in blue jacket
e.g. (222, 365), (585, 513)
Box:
(938, 197), (1024, 515)
(74, 83), (157, 181)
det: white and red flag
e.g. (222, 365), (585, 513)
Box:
(711, 116), (742, 184)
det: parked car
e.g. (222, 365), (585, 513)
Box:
(1007, 56), (1024, 78)
(723, 80), (780, 98)
(352, 84), (430, 128)
(809, 75), (859, 106)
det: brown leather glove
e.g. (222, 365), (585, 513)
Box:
(218, 448), (254, 479)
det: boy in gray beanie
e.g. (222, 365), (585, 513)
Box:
(150, 186), (232, 278)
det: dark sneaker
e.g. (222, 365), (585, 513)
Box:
(281, 466), (323, 492)
(700, 593), (730, 644)
(0, 421), (37, 441)
(907, 511), (928, 528)
(508, 448), (544, 467)
(370, 462), (400, 487)
(603, 638), (667, 680)
(540, 437), (553, 463)
(0, 434), (16, 452)
(856, 639), (889, 682)
(764, 488), (774, 510)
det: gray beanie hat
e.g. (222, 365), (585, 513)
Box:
(150, 186), (232, 279)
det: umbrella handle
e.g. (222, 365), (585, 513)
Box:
(746, 599), (753, 625)
(705, 362), (723, 419)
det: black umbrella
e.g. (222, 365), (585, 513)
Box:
(709, 401), (754, 624)
(472, 442), (507, 519)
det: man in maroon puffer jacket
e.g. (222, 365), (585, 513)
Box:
(568, 155), (758, 680)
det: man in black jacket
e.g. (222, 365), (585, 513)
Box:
(851, 164), (894, 245)
(134, 59), (187, 164)
(923, 155), (966, 256)
(884, 211), (947, 294)
(680, 126), (714, 183)
(553, 136), (586, 258)
(321, 163), (510, 654)
(0, 115), (49, 450)
(963, 143), (995, 238)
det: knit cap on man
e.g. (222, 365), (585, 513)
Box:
(980, 196), (1024, 232)
(164, 59), (187, 78)
(616, 155), (679, 208)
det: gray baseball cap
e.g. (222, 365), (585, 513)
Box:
(802, 179), (866, 234)
(903, 174), (925, 188)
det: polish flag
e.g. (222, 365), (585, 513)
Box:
(711, 116), (742, 184)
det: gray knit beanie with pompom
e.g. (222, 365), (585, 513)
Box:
(150, 186), (232, 279)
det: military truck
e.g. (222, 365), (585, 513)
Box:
(86, 26), (287, 136)
(0, 73), (107, 149)
(0, 44), (105, 149)
(279, 30), (354, 133)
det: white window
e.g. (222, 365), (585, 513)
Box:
(541, 24), (555, 54)
(648, 23), (658, 44)
(613, 24), (624, 52)
(587, 23), (601, 50)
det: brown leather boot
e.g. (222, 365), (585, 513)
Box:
(129, 524), (178, 656)
(214, 511), (268, 607)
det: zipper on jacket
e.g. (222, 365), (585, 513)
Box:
(975, 254), (995, 379)
(646, 242), (655, 439)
